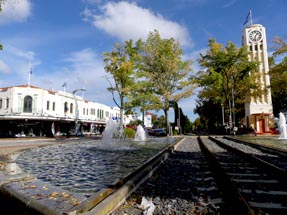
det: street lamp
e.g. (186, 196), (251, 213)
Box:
(178, 104), (181, 135)
(72, 88), (86, 95)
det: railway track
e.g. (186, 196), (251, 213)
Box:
(112, 136), (287, 215)
(3, 136), (287, 214)
(200, 136), (287, 215)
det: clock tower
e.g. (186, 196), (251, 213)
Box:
(242, 24), (274, 133)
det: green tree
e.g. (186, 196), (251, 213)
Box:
(269, 36), (287, 116)
(103, 40), (137, 131)
(124, 40), (157, 125)
(194, 98), (224, 133)
(196, 39), (259, 129)
(139, 30), (195, 134)
(152, 115), (166, 129)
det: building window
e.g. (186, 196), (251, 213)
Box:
(64, 102), (68, 113)
(70, 103), (73, 114)
(23, 96), (32, 113)
(47, 101), (50, 110)
(53, 102), (56, 111)
(83, 108), (85, 115)
(6, 98), (9, 109)
(0, 98), (2, 109)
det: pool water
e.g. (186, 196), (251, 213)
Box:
(16, 138), (175, 196)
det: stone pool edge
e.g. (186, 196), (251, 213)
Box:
(0, 140), (89, 215)
(0, 137), (184, 215)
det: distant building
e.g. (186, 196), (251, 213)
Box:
(242, 24), (274, 133)
(0, 84), (121, 137)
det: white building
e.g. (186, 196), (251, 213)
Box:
(0, 84), (121, 137)
(242, 24), (274, 133)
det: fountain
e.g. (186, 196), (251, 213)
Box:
(278, 112), (287, 139)
(134, 125), (146, 141)
(101, 118), (123, 147)
(14, 118), (178, 197)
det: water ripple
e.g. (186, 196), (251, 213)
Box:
(16, 138), (173, 196)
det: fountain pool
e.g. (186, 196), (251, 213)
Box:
(16, 137), (176, 197)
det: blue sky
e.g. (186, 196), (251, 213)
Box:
(0, 0), (286, 121)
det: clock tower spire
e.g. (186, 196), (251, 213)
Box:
(242, 24), (274, 134)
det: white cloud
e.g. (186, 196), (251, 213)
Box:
(0, 0), (31, 25)
(8, 45), (35, 61)
(83, 0), (102, 4)
(0, 60), (11, 74)
(0, 43), (40, 87)
(223, 0), (237, 8)
(83, 1), (191, 46)
(0, 45), (114, 106)
(56, 48), (113, 104)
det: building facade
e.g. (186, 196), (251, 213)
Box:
(0, 84), (121, 137)
(242, 24), (274, 133)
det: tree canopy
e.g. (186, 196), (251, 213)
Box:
(269, 36), (287, 116)
(139, 30), (195, 134)
(103, 30), (195, 134)
(103, 40), (137, 130)
(195, 39), (259, 130)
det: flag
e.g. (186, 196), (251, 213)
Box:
(243, 10), (252, 26)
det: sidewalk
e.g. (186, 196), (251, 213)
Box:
(0, 136), (100, 156)
(0, 137), (57, 156)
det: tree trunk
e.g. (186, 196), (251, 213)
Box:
(164, 108), (170, 136)
(119, 97), (124, 136)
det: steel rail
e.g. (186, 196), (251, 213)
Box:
(198, 137), (253, 215)
(210, 136), (287, 186)
(223, 136), (287, 157)
(208, 136), (287, 214)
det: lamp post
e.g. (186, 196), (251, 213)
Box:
(178, 104), (181, 135)
(231, 76), (237, 135)
(73, 88), (86, 135)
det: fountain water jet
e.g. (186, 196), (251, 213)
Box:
(101, 118), (125, 147)
(134, 125), (146, 141)
(278, 112), (287, 139)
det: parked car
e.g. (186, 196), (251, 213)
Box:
(147, 128), (166, 137)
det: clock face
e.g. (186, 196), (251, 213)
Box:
(249, 30), (262, 42)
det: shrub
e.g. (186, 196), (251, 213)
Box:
(124, 127), (136, 138)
